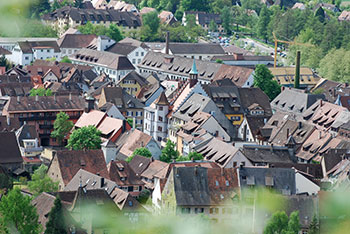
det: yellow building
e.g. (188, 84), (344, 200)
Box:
(269, 67), (320, 89)
(225, 114), (244, 126)
(117, 71), (149, 96)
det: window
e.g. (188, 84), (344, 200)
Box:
(132, 59), (136, 64)
(47, 49), (50, 52)
(158, 126), (162, 132)
(209, 208), (219, 214)
(159, 106), (163, 111)
(181, 208), (190, 214)
(128, 186), (133, 192)
(215, 181), (219, 186)
(25, 56), (29, 60)
(159, 116), (163, 122)
(195, 208), (204, 214)
(225, 180), (229, 186)
(136, 52), (139, 56)
(141, 52), (144, 56)
(157, 136), (162, 142)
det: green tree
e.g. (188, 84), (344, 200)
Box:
(0, 188), (42, 233)
(51, 112), (74, 146)
(29, 0), (51, 18)
(45, 198), (67, 234)
(74, 0), (83, 8)
(308, 214), (319, 234)
(241, 0), (263, 15)
(209, 19), (218, 32)
(67, 126), (102, 150)
(210, 0), (232, 14)
(318, 48), (350, 82)
(142, 11), (160, 34)
(137, 189), (151, 204)
(160, 139), (179, 163)
(107, 24), (124, 42)
(264, 211), (300, 234)
(127, 147), (152, 162)
(314, 7), (325, 23)
(29, 88), (53, 96)
(28, 165), (59, 197)
(174, 9), (184, 21)
(0, 173), (13, 190)
(187, 151), (203, 160)
(221, 6), (233, 35)
(287, 211), (300, 234)
(0, 56), (12, 71)
(181, 0), (209, 11)
(60, 56), (72, 63)
(257, 5), (270, 42)
(253, 64), (281, 100)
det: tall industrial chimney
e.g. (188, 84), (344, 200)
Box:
(294, 51), (300, 89)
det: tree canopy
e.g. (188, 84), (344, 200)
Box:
(51, 112), (74, 146)
(264, 211), (300, 234)
(67, 125), (102, 150)
(78, 22), (124, 42)
(45, 197), (67, 234)
(0, 188), (42, 233)
(253, 64), (280, 100)
(29, 88), (53, 97)
(127, 147), (152, 162)
(160, 139), (179, 163)
(28, 164), (59, 197)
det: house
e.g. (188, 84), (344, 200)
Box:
(292, 2), (306, 10)
(169, 93), (236, 145)
(106, 41), (147, 67)
(115, 129), (162, 160)
(70, 48), (135, 83)
(136, 73), (165, 106)
(116, 71), (149, 96)
(42, 6), (142, 35)
(107, 160), (144, 197)
(161, 42), (226, 61)
(238, 167), (296, 196)
(194, 137), (252, 168)
(0, 116), (21, 132)
(0, 37), (57, 56)
(3, 95), (85, 146)
(74, 110), (130, 143)
(0, 132), (23, 172)
(143, 92), (170, 144)
(140, 7), (156, 15)
(158, 11), (177, 25)
(311, 79), (350, 103)
(47, 149), (109, 190)
(0, 74), (33, 97)
(161, 167), (239, 223)
(271, 87), (325, 115)
(241, 144), (297, 166)
(339, 10), (350, 21)
(182, 11), (224, 33)
(98, 86), (145, 129)
(315, 3), (340, 13)
(7, 41), (61, 66)
(321, 148), (350, 178)
(138, 51), (254, 86)
(237, 116), (269, 142)
(98, 102), (125, 120)
(211, 54), (274, 67)
(58, 34), (97, 57)
(138, 157), (168, 190)
(269, 67), (320, 89)
(105, 1), (139, 13)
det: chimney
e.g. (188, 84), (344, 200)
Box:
(221, 167), (224, 176)
(286, 128), (289, 139)
(132, 117), (136, 130)
(320, 100), (323, 106)
(69, 93), (72, 101)
(306, 167), (310, 175)
(165, 31), (170, 55)
(17, 96), (20, 103)
(35, 95), (39, 102)
(233, 53), (244, 60)
(6, 116), (10, 126)
(298, 121), (302, 129)
(294, 51), (300, 89)
(100, 177), (105, 188)
(54, 94), (57, 103)
(319, 131), (322, 139)
(85, 96), (95, 113)
(270, 143), (274, 152)
(122, 119), (127, 133)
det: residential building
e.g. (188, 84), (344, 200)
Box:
(182, 11), (224, 33)
(144, 92), (170, 144)
(194, 137), (252, 168)
(106, 41), (148, 67)
(58, 34), (97, 57)
(74, 110), (130, 143)
(0, 37), (57, 54)
(3, 95), (85, 146)
(158, 11), (177, 25)
(116, 71), (149, 96)
(136, 73), (165, 106)
(339, 10), (350, 21)
(98, 87), (145, 129)
(47, 149), (109, 190)
(7, 41), (61, 66)
(70, 48), (135, 83)
(271, 87), (325, 115)
(161, 42), (226, 61)
(42, 6), (142, 35)
(107, 160), (144, 196)
(269, 67), (320, 90)
(16, 124), (42, 165)
(138, 52), (254, 86)
(0, 74), (33, 97)
(115, 129), (162, 160)
(0, 132), (23, 172)
(161, 167), (239, 223)
(311, 79), (350, 103)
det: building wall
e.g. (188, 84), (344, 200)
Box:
(119, 81), (141, 96)
(127, 47), (147, 68)
(224, 150), (253, 168)
(226, 114), (244, 126)
(102, 145), (118, 164)
(43, 72), (59, 83)
(237, 118), (255, 142)
(61, 47), (81, 57)
(295, 172), (320, 195)
(200, 116), (231, 141)
(47, 156), (65, 190)
(146, 139), (161, 159)
(222, 60), (273, 67)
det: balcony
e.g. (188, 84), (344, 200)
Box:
(19, 114), (81, 122)
(39, 124), (54, 129)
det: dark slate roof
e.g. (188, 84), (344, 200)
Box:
(128, 155), (152, 176)
(272, 88), (325, 115)
(211, 55), (274, 62)
(322, 148), (350, 176)
(18, 41), (60, 53)
(57, 34), (97, 48)
(185, 11), (222, 25)
(270, 162), (323, 179)
(17, 125), (38, 147)
(101, 86), (144, 112)
(107, 160), (144, 186)
(0, 116), (21, 132)
(154, 91), (169, 106)
(52, 149), (109, 185)
(312, 79), (350, 103)
(168, 43), (225, 55)
(242, 145), (295, 164)
(238, 87), (272, 117)
(173, 167), (238, 206)
(118, 37), (149, 49)
(0, 46), (11, 55)
(116, 71), (148, 87)
(106, 43), (137, 55)
(5, 95), (85, 113)
(0, 132), (23, 164)
(42, 7), (142, 28)
(238, 167), (296, 195)
(70, 48), (135, 70)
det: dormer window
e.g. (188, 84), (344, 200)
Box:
(121, 177), (126, 181)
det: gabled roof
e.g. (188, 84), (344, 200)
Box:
(70, 48), (135, 70)
(116, 71), (148, 87)
(0, 46), (11, 55)
(242, 145), (295, 164)
(18, 41), (60, 53)
(52, 149), (109, 185)
(106, 43), (137, 55)
(154, 91), (169, 106)
(115, 129), (153, 158)
(107, 160), (144, 186)
(118, 37), (149, 49)
(269, 67), (320, 86)
(58, 34), (97, 48)
(128, 155), (152, 176)
(100, 86), (145, 111)
(0, 132), (23, 164)
(168, 43), (225, 55)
